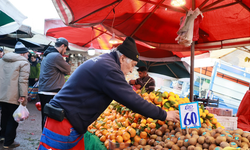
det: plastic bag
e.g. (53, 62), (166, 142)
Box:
(13, 104), (29, 123)
(175, 8), (203, 47)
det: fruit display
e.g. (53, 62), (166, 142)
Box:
(87, 90), (241, 150)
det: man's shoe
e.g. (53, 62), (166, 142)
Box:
(3, 141), (20, 149)
(0, 136), (4, 141)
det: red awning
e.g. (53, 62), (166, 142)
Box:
(51, 0), (250, 52)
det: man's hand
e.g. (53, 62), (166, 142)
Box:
(134, 84), (141, 89)
(18, 97), (26, 106)
(166, 110), (180, 122)
(35, 78), (38, 81)
(129, 80), (136, 85)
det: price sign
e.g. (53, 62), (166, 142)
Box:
(179, 102), (201, 129)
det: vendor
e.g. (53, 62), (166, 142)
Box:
(37, 37), (179, 150)
(129, 66), (155, 92)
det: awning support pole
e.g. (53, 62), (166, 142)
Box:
(190, 42), (195, 102)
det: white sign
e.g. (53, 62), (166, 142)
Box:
(179, 102), (201, 129)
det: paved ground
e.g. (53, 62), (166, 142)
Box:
(0, 100), (42, 150)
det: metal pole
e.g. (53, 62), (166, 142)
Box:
(190, 42), (195, 102)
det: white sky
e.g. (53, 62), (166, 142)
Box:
(9, 0), (60, 34)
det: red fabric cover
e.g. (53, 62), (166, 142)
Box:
(51, 0), (250, 52)
(237, 90), (250, 131)
(38, 117), (85, 150)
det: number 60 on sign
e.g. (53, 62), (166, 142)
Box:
(179, 102), (201, 129)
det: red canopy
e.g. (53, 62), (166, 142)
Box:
(52, 0), (250, 51)
(45, 19), (205, 58)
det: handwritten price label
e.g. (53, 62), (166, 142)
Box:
(179, 102), (201, 129)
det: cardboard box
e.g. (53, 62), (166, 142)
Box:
(206, 107), (233, 116)
(214, 115), (238, 130)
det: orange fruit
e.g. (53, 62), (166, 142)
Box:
(122, 132), (131, 141)
(101, 129), (108, 136)
(131, 123), (137, 128)
(95, 123), (102, 129)
(169, 107), (175, 111)
(95, 130), (101, 136)
(140, 131), (148, 139)
(134, 113), (140, 120)
(108, 133), (116, 140)
(200, 118), (203, 124)
(119, 142), (126, 149)
(116, 135), (123, 143)
(154, 96), (163, 105)
(149, 92), (156, 100)
(144, 127), (150, 134)
(146, 118), (153, 123)
(168, 92), (175, 97)
(134, 135), (141, 143)
(139, 123), (146, 129)
(100, 135), (106, 142)
(104, 139), (109, 148)
(141, 119), (146, 124)
(149, 122), (156, 129)
(168, 96), (176, 101)
(211, 118), (217, 124)
(125, 139), (131, 143)
(162, 91), (168, 98)
(128, 128), (136, 138)
(142, 93), (149, 98)
(157, 120), (165, 125)
(116, 130), (123, 136)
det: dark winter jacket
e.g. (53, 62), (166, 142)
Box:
(50, 51), (167, 134)
(39, 46), (70, 92)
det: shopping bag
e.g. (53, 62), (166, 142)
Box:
(175, 8), (203, 47)
(28, 81), (39, 101)
(13, 103), (29, 123)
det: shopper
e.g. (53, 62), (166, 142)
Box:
(0, 47), (4, 58)
(129, 66), (155, 92)
(0, 42), (30, 149)
(37, 37), (179, 150)
(29, 55), (40, 87)
(38, 37), (71, 130)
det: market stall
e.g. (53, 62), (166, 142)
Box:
(85, 89), (243, 150)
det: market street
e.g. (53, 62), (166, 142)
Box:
(0, 100), (42, 150)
